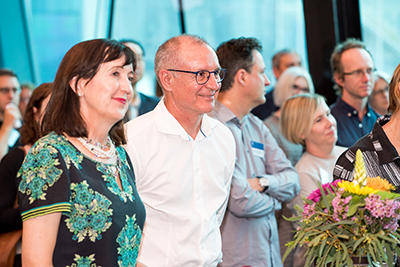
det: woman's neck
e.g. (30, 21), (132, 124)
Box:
(306, 142), (336, 159)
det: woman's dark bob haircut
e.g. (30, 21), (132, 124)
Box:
(41, 38), (136, 146)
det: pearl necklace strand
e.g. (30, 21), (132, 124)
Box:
(77, 136), (116, 159)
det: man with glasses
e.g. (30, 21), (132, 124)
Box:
(210, 37), (300, 267)
(0, 68), (21, 160)
(330, 38), (379, 147)
(124, 34), (235, 267)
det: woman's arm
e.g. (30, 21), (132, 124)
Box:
(22, 212), (61, 267)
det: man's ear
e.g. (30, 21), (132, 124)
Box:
(334, 73), (345, 88)
(159, 69), (173, 92)
(236, 69), (247, 87)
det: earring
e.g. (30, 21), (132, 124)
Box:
(77, 93), (81, 97)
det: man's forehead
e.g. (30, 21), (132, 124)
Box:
(341, 48), (373, 68)
(180, 43), (219, 69)
(253, 50), (266, 68)
(280, 53), (301, 66)
(0, 75), (19, 87)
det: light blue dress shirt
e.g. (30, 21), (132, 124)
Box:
(210, 101), (300, 267)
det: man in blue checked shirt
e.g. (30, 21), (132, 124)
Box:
(209, 37), (300, 267)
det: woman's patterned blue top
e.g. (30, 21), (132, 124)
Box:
(18, 132), (145, 266)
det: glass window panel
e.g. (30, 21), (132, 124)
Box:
(112, 1), (181, 97)
(26, 0), (110, 83)
(360, 0), (400, 77)
(183, 0), (307, 87)
(112, 0), (307, 96)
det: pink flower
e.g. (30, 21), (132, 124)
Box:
(307, 180), (340, 203)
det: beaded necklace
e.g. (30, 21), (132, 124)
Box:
(77, 136), (116, 158)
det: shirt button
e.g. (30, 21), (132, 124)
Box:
(367, 113), (371, 117)
(353, 110), (357, 115)
(347, 113), (352, 117)
(358, 123), (363, 128)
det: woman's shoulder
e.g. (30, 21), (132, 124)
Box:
(31, 132), (68, 149)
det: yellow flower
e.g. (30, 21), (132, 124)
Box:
(366, 176), (395, 192)
(338, 181), (379, 195)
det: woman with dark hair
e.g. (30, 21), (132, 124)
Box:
(0, 82), (52, 267)
(17, 39), (145, 266)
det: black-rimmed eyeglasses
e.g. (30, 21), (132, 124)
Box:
(343, 68), (377, 79)
(167, 68), (226, 85)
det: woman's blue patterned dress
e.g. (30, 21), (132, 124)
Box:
(18, 132), (145, 266)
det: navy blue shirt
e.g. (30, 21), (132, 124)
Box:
(330, 96), (379, 148)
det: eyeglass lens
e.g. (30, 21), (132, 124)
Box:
(0, 88), (19, 94)
(196, 69), (226, 85)
(292, 84), (309, 93)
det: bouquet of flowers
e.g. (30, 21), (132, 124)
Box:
(284, 150), (400, 267)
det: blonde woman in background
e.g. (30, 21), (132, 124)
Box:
(281, 93), (345, 211)
(264, 66), (314, 267)
(264, 66), (315, 166)
(280, 93), (346, 267)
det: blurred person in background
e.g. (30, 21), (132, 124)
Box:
(333, 63), (400, 194)
(251, 49), (302, 120)
(18, 82), (35, 116)
(120, 39), (159, 120)
(0, 82), (52, 267)
(369, 71), (390, 116)
(329, 38), (379, 147)
(0, 68), (22, 160)
(263, 66), (314, 266)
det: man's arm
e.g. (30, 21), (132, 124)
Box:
(227, 164), (281, 218)
(262, 126), (300, 203)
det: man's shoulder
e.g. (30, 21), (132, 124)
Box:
(205, 114), (235, 142)
(125, 110), (156, 136)
(248, 113), (271, 132)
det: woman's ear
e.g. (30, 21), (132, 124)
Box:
(33, 107), (38, 120)
(69, 76), (84, 97)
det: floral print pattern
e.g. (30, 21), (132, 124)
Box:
(66, 254), (100, 267)
(97, 157), (135, 203)
(18, 132), (145, 266)
(117, 215), (142, 267)
(65, 181), (113, 242)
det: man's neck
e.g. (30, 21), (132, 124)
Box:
(341, 93), (368, 121)
(164, 99), (203, 140)
(218, 90), (251, 122)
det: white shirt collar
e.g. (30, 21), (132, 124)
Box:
(154, 98), (218, 141)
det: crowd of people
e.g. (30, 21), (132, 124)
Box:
(0, 33), (398, 267)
